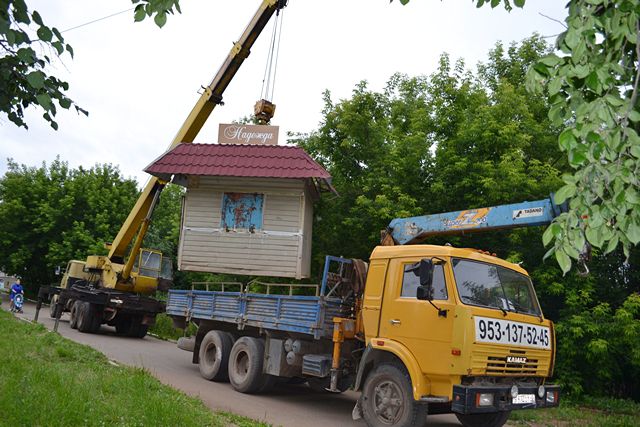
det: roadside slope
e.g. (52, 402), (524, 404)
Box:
(0, 308), (265, 427)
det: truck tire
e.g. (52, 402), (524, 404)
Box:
(228, 336), (269, 394)
(132, 324), (149, 338)
(124, 315), (148, 338)
(455, 411), (511, 427)
(49, 295), (62, 319)
(69, 301), (79, 329)
(77, 302), (93, 333)
(89, 304), (103, 333)
(199, 330), (233, 381)
(361, 363), (427, 427)
(114, 315), (131, 335)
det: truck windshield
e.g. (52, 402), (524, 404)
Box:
(452, 258), (541, 316)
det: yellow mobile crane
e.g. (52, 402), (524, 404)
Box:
(38, 0), (288, 337)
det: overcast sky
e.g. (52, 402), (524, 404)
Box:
(1, 0), (568, 186)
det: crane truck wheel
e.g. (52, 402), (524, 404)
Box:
(69, 301), (80, 329)
(455, 411), (511, 427)
(76, 302), (93, 333)
(199, 330), (233, 382)
(228, 336), (270, 394)
(361, 363), (428, 427)
(49, 295), (62, 319)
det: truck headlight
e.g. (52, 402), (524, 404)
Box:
(538, 385), (546, 398)
(510, 385), (519, 399)
(546, 391), (557, 404)
(476, 393), (494, 407)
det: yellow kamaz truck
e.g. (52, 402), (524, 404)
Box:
(167, 198), (563, 427)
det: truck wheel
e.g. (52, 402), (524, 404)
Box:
(89, 304), (103, 333)
(114, 315), (131, 335)
(228, 337), (269, 394)
(69, 301), (79, 329)
(361, 363), (427, 427)
(199, 330), (233, 381)
(77, 302), (94, 333)
(49, 295), (62, 319)
(127, 316), (148, 338)
(455, 411), (511, 427)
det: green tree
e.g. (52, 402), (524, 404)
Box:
(0, 158), (138, 293)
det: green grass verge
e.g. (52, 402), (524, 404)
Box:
(0, 309), (267, 427)
(508, 396), (640, 427)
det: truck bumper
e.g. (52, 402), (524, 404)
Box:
(452, 384), (560, 414)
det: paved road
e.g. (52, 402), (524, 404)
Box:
(9, 297), (460, 427)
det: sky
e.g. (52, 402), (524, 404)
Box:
(0, 0), (568, 187)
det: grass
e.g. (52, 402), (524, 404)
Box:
(508, 395), (640, 427)
(0, 308), (267, 427)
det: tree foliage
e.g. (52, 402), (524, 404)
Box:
(391, 0), (640, 272)
(0, 158), (138, 293)
(294, 35), (640, 401)
(0, 0), (179, 129)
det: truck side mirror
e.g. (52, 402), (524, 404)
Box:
(417, 259), (434, 301)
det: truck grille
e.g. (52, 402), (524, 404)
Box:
(471, 346), (550, 376)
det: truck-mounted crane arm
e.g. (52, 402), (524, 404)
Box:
(384, 197), (567, 246)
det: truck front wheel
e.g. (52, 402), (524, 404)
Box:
(455, 412), (510, 427)
(199, 330), (233, 382)
(361, 363), (427, 427)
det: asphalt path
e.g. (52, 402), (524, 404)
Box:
(7, 296), (461, 427)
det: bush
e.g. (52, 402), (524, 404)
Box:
(149, 313), (196, 341)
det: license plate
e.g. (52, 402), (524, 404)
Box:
(474, 316), (551, 349)
(513, 394), (535, 404)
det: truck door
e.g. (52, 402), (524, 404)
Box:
(379, 257), (456, 375)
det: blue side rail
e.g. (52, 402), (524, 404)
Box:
(166, 256), (353, 340)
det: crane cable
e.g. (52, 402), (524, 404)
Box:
(259, 7), (285, 103)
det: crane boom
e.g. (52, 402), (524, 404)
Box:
(385, 197), (567, 246)
(108, 0), (288, 270)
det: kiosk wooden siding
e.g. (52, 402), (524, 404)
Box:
(178, 176), (312, 278)
(145, 144), (332, 280)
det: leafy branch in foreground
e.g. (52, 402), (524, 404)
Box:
(0, 0), (86, 129)
(0, 0), (181, 130)
(527, 1), (640, 274)
(396, 0), (640, 274)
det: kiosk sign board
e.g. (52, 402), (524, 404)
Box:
(218, 124), (279, 145)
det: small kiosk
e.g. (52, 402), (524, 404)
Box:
(145, 143), (333, 279)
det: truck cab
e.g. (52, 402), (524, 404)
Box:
(359, 245), (558, 426)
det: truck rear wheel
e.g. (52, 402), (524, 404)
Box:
(199, 330), (233, 381)
(228, 337), (271, 394)
(49, 295), (62, 319)
(116, 315), (148, 338)
(76, 302), (93, 333)
(361, 363), (427, 427)
(69, 301), (79, 329)
(128, 316), (148, 338)
(455, 411), (511, 427)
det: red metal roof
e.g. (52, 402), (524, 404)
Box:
(144, 143), (331, 180)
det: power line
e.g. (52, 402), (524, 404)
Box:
(61, 7), (134, 34)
